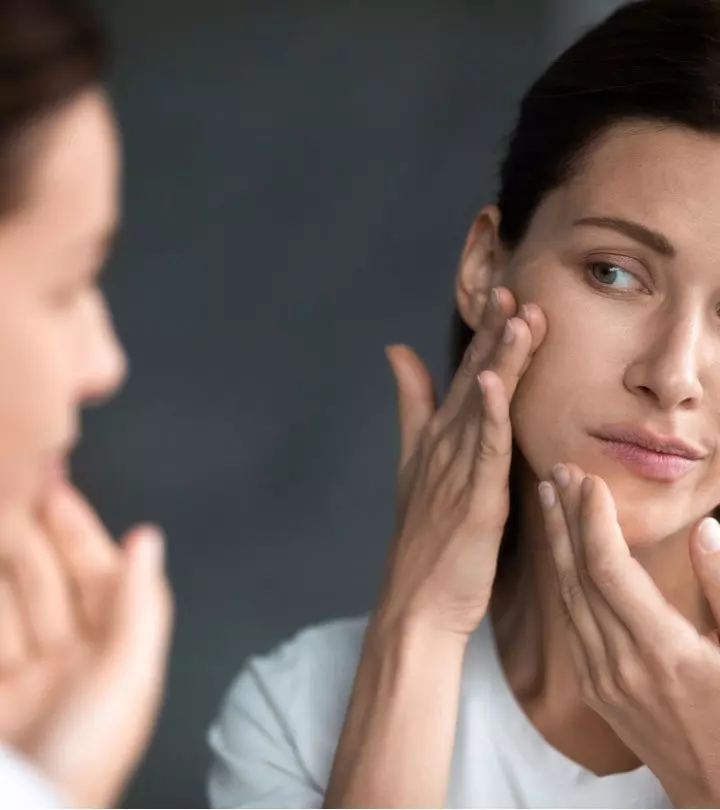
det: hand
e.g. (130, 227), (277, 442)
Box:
(0, 480), (173, 808)
(379, 288), (547, 638)
(540, 463), (720, 808)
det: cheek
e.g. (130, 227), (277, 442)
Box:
(508, 293), (598, 471)
(510, 341), (581, 481)
(0, 307), (73, 466)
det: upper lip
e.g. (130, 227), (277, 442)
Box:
(593, 424), (706, 460)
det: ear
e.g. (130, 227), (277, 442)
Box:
(455, 204), (507, 329)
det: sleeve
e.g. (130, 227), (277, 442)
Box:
(207, 656), (325, 809)
(0, 743), (67, 809)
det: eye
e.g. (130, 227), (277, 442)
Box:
(587, 261), (645, 291)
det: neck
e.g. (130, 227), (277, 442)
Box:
(489, 458), (714, 775)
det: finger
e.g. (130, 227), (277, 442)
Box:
(576, 474), (638, 668)
(456, 306), (546, 473)
(0, 517), (76, 653)
(538, 477), (603, 675)
(688, 516), (720, 630)
(551, 465), (617, 671)
(0, 575), (30, 671)
(462, 314), (536, 479)
(103, 525), (172, 676)
(42, 481), (120, 635)
(486, 311), (539, 401)
(468, 369), (513, 510)
(37, 526), (173, 810)
(578, 475), (691, 650)
(441, 286), (516, 423)
(385, 344), (437, 470)
(101, 525), (173, 726)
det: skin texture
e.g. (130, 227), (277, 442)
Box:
(326, 119), (720, 807)
(539, 463), (720, 807)
(456, 119), (720, 788)
(0, 89), (173, 808)
(0, 89), (126, 513)
(461, 120), (720, 549)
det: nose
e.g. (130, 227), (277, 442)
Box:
(76, 290), (128, 407)
(623, 307), (704, 411)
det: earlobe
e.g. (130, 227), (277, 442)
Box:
(455, 205), (504, 330)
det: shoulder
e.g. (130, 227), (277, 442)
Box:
(254, 615), (368, 677)
(236, 615), (368, 712)
(208, 615), (369, 806)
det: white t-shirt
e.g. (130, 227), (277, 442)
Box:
(207, 616), (672, 809)
(0, 743), (65, 808)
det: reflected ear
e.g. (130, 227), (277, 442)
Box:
(455, 204), (506, 329)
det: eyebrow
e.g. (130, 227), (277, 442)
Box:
(572, 216), (676, 258)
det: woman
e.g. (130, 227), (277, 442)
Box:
(208, 0), (720, 807)
(0, 1), (172, 807)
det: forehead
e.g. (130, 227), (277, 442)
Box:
(17, 90), (120, 244)
(536, 121), (720, 247)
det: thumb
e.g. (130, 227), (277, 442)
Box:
(690, 516), (720, 627)
(385, 344), (436, 470)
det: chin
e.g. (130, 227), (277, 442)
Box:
(609, 480), (705, 547)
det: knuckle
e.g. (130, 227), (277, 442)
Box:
(558, 598), (573, 627)
(613, 659), (642, 698)
(463, 502), (506, 539)
(577, 671), (598, 706)
(428, 438), (454, 475)
(587, 558), (622, 592)
(476, 432), (510, 463)
(558, 573), (583, 610)
(593, 670), (619, 706)
(653, 639), (688, 681)
(461, 339), (485, 371)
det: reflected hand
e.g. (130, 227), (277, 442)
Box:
(0, 481), (173, 808)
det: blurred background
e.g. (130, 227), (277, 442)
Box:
(74, 0), (623, 806)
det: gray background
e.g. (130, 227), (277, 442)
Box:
(73, 1), (621, 806)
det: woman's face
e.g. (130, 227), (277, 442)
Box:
(502, 121), (720, 545)
(0, 89), (125, 515)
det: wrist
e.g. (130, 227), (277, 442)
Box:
(367, 605), (471, 666)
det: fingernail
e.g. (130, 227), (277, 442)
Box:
(538, 481), (556, 510)
(699, 518), (720, 553)
(503, 319), (515, 344)
(581, 475), (594, 498)
(520, 304), (531, 323)
(552, 463), (570, 489)
(139, 526), (166, 567)
(491, 288), (501, 310)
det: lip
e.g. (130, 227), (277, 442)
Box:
(45, 434), (78, 484)
(46, 455), (70, 483)
(591, 424), (706, 482)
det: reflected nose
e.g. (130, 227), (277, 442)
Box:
(77, 291), (128, 408)
(623, 312), (704, 411)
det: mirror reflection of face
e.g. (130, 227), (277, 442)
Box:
(505, 121), (720, 545)
(0, 88), (126, 515)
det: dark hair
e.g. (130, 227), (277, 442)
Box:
(451, 0), (720, 567)
(0, 0), (108, 214)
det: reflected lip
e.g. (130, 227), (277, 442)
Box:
(592, 425), (706, 460)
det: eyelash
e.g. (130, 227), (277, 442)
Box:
(583, 260), (720, 323)
(584, 260), (648, 294)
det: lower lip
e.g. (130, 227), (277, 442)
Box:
(596, 438), (699, 482)
(46, 458), (69, 483)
